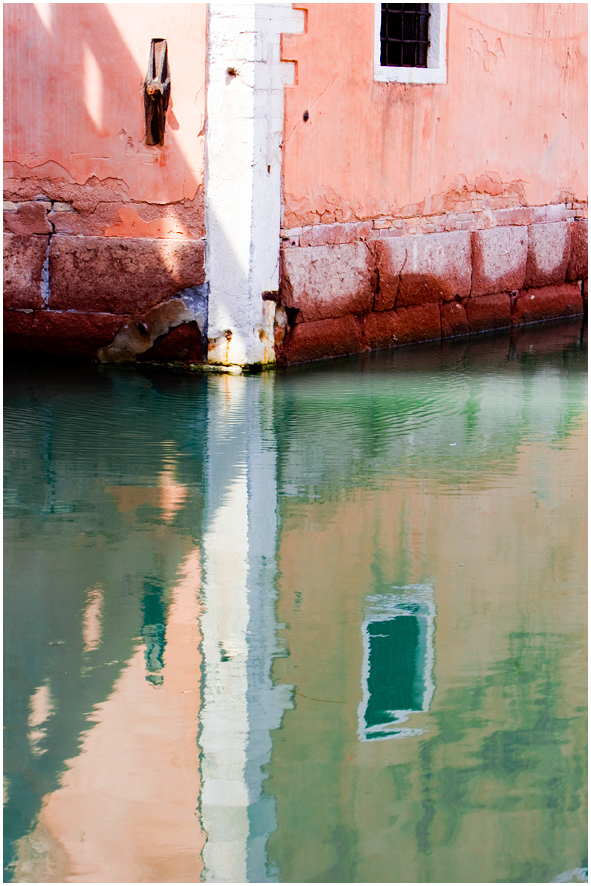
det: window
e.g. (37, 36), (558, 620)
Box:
(358, 585), (435, 741)
(380, 4), (430, 68)
(374, 3), (447, 84)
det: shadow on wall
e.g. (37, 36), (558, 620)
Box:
(3, 3), (208, 364)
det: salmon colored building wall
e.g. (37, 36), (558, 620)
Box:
(4, 3), (208, 364)
(281, 3), (587, 227)
(275, 3), (588, 365)
(3, 4), (588, 368)
(4, 4), (206, 211)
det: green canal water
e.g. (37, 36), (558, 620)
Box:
(4, 320), (587, 883)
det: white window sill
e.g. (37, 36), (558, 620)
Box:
(374, 66), (447, 84)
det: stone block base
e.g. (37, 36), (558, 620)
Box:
(49, 236), (206, 314)
(4, 233), (49, 309)
(512, 283), (584, 325)
(4, 309), (34, 352)
(277, 316), (365, 364)
(30, 311), (126, 360)
(276, 208), (587, 364)
(4, 309), (126, 360)
(441, 301), (469, 337)
(465, 293), (512, 332)
(280, 242), (374, 322)
(137, 321), (206, 364)
(362, 304), (442, 348)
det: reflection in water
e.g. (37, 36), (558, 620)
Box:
(27, 681), (55, 758)
(13, 549), (204, 883)
(360, 586), (435, 741)
(82, 586), (103, 653)
(4, 320), (588, 882)
(199, 377), (292, 883)
(141, 578), (168, 684)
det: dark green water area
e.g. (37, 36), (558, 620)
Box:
(4, 319), (588, 883)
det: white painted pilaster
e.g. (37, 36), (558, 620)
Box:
(205, 4), (305, 366)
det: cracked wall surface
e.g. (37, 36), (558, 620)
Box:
(4, 4), (208, 364)
(280, 4), (587, 229)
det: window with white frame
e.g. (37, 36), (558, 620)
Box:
(374, 3), (447, 84)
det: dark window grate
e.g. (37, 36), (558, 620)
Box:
(380, 4), (430, 68)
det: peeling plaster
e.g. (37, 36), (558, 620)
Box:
(104, 205), (196, 239)
(282, 175), (532, 229)
(97, 285), (208, 363)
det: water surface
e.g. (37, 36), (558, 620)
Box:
(4, 320), (587, 882)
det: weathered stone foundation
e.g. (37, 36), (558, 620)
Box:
(3, 199), (588, 368)
(4, 199), (207, 364)
(276, 204), (587, 365)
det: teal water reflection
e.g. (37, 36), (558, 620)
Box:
(4, 320), (587, 882)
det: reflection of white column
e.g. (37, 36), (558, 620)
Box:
(200, 375), (291, 883)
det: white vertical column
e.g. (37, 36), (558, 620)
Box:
(205, 4), (305, 366)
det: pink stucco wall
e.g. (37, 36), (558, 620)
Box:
(4, 3), (206, 230)
(281, 3), (588, 229)
(4, 4), (208, 364)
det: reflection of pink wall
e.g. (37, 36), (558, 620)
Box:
(4, 3), (206, 207)
(281, 4), (588, 228)
(14, 548), (204, 884)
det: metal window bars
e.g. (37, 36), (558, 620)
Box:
(380, 4), (430, 68)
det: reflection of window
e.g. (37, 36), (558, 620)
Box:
(358, 585), (435, 741)
(374, 3), (447, 84)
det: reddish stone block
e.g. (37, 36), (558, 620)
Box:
(393, 303), (442, 344)
(465, 292), (511, 333)
(299, 221), (373, 247)
(361, 310), (402, 350)
(397, 231), (472, 306)
(30, 310), (126, 359)
(511, 283), (584, 325)
(371, 239), (406, 310)
(524, 222), (569, 288)
(440, 300), (469, 337)
(362, 304), (441, 349)
(4, 308), (34, 352)
(280, 243), (375, 323)
(138, 321), (205, 363)
(3, 202), (52, 235)
(567, 219), (588, 281)
(471, 226), (528, 296)
(48, 236), (206, 314)
(277, 315), (365, 364)
(3, 233), (49, 309)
